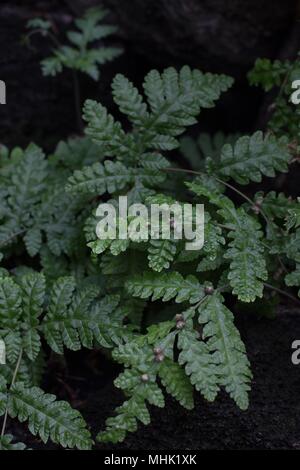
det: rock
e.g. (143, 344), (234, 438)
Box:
(68, 0), (299, 76)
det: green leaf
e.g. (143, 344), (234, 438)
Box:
(24, 227), (42, 257)
(286, 198), (300, 230)
(126, 271), (204, 303)
(222, 208), (267, 302)
(19, 273), (45, 324)
(66, 160), (131, 195)
(8, 383), (92, 449)
(112, 74), (148, 126)
(147, 239), (177, 272)
(158, 358), (194, 409)
(83, 99), (124, 152)
(207, 131), (290, 184)
(178, 329), (219, 401)
(143, 66), (233, 141)
(0, 278), (22, 329)
(198, 293), (252, 410)
(285, 265), (300, 297)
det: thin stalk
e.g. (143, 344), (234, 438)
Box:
(1, 348), (23, 438)
(264, 283), (300, 307)
(164, 166), (288, 271)
(0, 229), (27, 249)
(163, 167), (269, 224)
(26, 29), (61, 48)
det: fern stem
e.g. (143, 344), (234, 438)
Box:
(163, 167), (270, 224)
(263, 283), (300, 307)
(26, 29), (61, 48)
(1, 348), (23, 438)
(0, 229), (27, 248)
(164, 166), (289, 273)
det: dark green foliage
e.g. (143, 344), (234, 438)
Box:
(248, 57), (300, 140)
(27, 7), (123, 80)
(0, 59), (298, 449)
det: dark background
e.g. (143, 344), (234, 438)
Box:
(1, 0), (300, 450)
(0, 0), (299, 149)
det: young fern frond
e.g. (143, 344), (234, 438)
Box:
(28, 7), (123, 80)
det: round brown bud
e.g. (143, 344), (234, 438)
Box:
(176, 320), (185, 330)
(175, 313), (184, 322)
(141, 374), (149, 383)
(154, 352), (165, 363)
(153, 346), (162, 355)
(204, 286), (214, 295)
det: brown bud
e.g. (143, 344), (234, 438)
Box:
(204, 286), (214, 295)
(141, 374), (149, 383)
(175, 313), (184, 322)
(153, 346), (162, 355)
(154, 352), (165, 363)
(176, 320), (185, 330)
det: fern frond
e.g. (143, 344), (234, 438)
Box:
(222, 208), (267, 302)
(98, 395), (150, 444)
(24, 227), (42, 257)
(178, 329), (219, 401)
(8, 383), (92, 449)
(112, 74), (148, 126)
(42, 278), (121, 353)
(126, 271), (204, 303)
(198, 292), (252, 409)
(158, 358), (194, 409)
(147, 239), (177, 272)
(207, 131), (290, 184)
(83, 99), (124, 152)
(143, 66), (233, 141)
(18, 273), (45, 361)
(66, 160), (130, 195)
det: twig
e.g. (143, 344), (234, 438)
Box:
(1, 348), (23, 438)
(163, 167), (270, 225)
(26, 29), (61, 48)
(264, 283), (300, 307)
(0, 229), (27, 249)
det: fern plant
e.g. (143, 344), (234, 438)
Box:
(1, 63), (299, 448)
(248, 56), (300, 143)
(27, 7), (122, 80)
(26, 6), (123, 132)
(64, 66), (298, 443)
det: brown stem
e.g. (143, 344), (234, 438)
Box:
(264, 283), (300, 307)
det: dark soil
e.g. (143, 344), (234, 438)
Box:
(9, 307), (300, 450)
